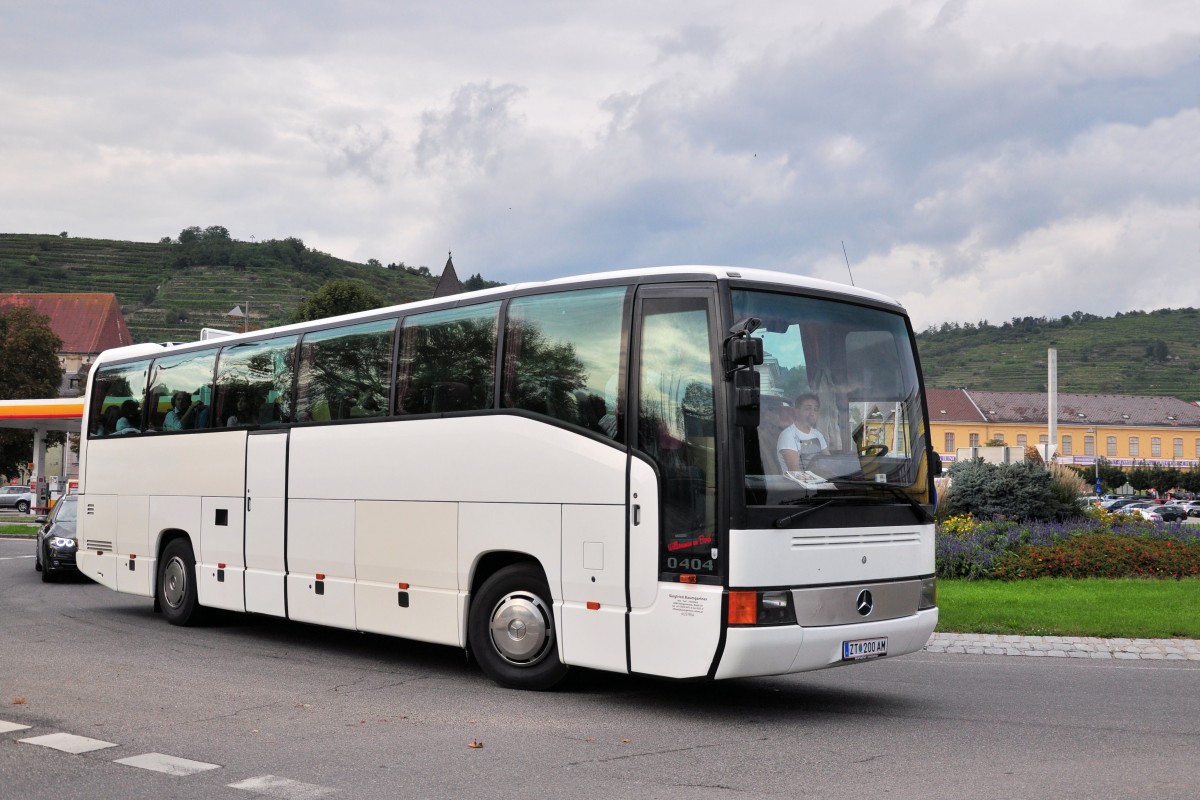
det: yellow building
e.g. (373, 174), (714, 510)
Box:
(927, 389), (1200, 469)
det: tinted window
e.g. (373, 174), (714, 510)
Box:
(636, 296), (719, 579)
(88, 360), (150, 437)
(214, 336), (298, 428)
(396, 303), (499, 415)
(297, 320), (396, 422)
(147, 349), (218, 432)
(503, 287), (626, 438)
(732, 289), (927, 507)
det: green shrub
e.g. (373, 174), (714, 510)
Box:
(942, 458), (1078, 521)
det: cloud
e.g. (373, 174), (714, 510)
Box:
(2, 2), (1199, 330)
(311, 125), (393, 184)
(414, 82), (527, 175)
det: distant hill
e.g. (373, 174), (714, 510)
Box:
(6, 231), (1197, 401)
(916, 310), (1200, 402)
(0, 230), (439, 343)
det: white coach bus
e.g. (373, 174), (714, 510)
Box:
(76, 267), (938, 689)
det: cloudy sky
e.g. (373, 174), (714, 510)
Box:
(3, 1), (1198, 330)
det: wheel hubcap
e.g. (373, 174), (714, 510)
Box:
(162, 557), (187, 609)
(488, 590), (552, 666)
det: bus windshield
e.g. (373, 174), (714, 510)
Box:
(732, 289), (930, 509)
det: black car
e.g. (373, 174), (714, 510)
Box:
(34, 494), (78, 581)
(1148, 504), (1187, 523)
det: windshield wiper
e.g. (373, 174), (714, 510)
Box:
(773, 496), (878, 528)
(827, 480), (934, 524)
(772, 485), (933, 528)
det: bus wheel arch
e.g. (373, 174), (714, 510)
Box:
(156, 532), (202, 626)
(467, 558), (568, 690)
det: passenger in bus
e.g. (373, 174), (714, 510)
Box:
(95, 404), (122, 436)
(776, 392), (830, 470)
(226, 395), (256, 427)
(163, 391), (204, 430)
(114, 399), (141, 434)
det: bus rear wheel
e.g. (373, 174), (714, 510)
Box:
(469, 564), (568, 690)
(157, 538), (202, 626)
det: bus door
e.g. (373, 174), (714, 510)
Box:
(627, 287), (725, 679)
(245, 429), (289, 617)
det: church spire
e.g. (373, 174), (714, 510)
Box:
(433, 250), (463, 297)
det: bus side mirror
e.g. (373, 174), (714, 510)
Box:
(727, 336), (763, 368)
(734, 369), (760, 427)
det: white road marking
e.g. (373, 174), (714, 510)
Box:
(115, 752), (222, 775)
(229, 774), (337, 798)
(0, 720), (32, 733)
(0, 555), (36, 561)
(19, 732), (118, 753)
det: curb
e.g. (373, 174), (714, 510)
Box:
(926, 632), (1200, 661)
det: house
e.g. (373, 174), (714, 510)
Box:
(0, 293), (132, 480)
(0, 292), (132, 396)
(928, 388), (1200, 468)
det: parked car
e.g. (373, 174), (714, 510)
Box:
(1119, 506), (1163, 523)
(1147, 504), (1187, 522)
(1178, 501), (1200, 518)
(34, 494), (78, 581)
(1102, 498), (1142, 512)
(0, 485), (34, 514)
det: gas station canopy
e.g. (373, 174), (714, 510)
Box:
(0, 398), (84, 432)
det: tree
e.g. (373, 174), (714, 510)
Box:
(0, 306), (63, 479)
(290, 279), (385, 323)
(462, 272), (504, 291)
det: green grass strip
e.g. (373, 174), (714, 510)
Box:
(937, 577), (1200, 639)
(0, 524), (36, 537)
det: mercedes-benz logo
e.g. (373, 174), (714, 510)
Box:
(855, 590), (874, 617)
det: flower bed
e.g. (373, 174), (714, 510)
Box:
(936, 509), (1200, 580)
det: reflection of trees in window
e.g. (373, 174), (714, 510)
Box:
(298, 321), (394, 421)
(637, 302), (717, 577)
(504, 320), (589, 422)
(503, 286), (626, 438)
(397, 306), (498, 414)
(215, 338), (297, 426)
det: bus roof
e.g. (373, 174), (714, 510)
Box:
(93, 266), (904, 364)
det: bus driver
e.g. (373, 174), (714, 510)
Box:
(777, 392), (830, 471)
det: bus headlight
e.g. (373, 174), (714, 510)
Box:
(759, 591), (796, 625)
(918, 577), (937, 610)
(728, 590), (797, 626)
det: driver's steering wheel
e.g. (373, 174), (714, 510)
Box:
(860, 444), (889, 458)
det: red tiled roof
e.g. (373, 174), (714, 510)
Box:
(968, 390), (1200, 428)
(926, 388), (987, 422)
(0, 293), (131, 354)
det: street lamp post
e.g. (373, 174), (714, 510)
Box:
(1088, 427), (1101, 495)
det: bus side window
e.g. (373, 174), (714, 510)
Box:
(396, 303), (500, 415)
(502, 287), (626, 438)
(147, 349), (218, 433)
(214, 336), (298, 429)
(88, 361), (151, 438)
(296, 319), (395, 423)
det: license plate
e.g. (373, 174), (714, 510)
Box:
(843, 637), (888, 660)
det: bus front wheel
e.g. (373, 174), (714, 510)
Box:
(469, 563), (568, 690)
(157, 538), (201, 626)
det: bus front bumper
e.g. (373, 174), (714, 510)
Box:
(714, 608), (938, 679)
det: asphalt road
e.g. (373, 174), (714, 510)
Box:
(2, 538), (1198, 800)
